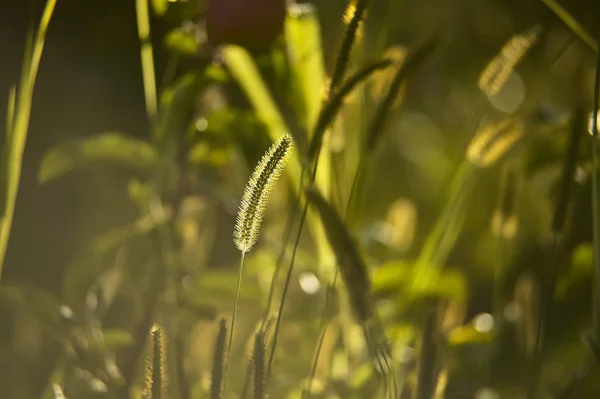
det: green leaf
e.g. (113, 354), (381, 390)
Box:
(155, 73), (209, 145)
(285, 3), (326, 133)
(307, 58), (392, 163)
(447, 325), (492, 346)
(38, 132), (157, 182)
(556, 243), (594, 298)
(187, 142), (231, 167)
(150, 0), (168, 17)
(101, 328), (134, 348)
(63, 211), (171, 311)
(182, 271), (263, 310)
(372, 260), (467, 301)
(0, 281), (70, 342)
(165, 28), (200, 56)
(365, 37), (438, 153)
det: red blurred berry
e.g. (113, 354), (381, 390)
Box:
(206, 0), (287, 50)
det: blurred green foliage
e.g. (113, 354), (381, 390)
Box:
(0, 0), (600, 398)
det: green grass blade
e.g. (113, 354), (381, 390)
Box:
(135, 0), (158, 127)
(285, 3), (327, 133)
(307, 59), (393, 162)
(0, 0), (57, 280)
(540, 0), (597, 53)
(590, 47), (600, 343)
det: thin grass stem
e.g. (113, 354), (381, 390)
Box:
(527, 235), (560, 399)
(135, 0), (158, 127)
(224, 250), (246, 392)
(540, 0), (598, 53)
(591, 41), (600, 344)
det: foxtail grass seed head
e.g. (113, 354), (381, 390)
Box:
(479, 25), (540, 97)
(466, 119), (524, 167)
(234, 134), (293, 253)
(343, 0), (365, 43)
(142, 323), (168, 399)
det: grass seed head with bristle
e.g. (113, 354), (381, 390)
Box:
(466, 119), (524, 167)
(210, 318), (228, 399)
(329, 0), (369, 93)
(142, 323), (168, 399)
(479, 25), (541, 97)
(234, 134), (293, 253)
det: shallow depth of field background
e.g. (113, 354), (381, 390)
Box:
(1, 0), (600, 398)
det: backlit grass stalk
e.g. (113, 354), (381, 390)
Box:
(265, 11), (386, 383)
(135, 0), (158, 127)
(210, 318), (228, 399)
(253, 332), (266, 399)
(414, 119), (525, 399)
(528, 107), (584, 399)
(0, 0), (57, 280)
(540, 0), (598, 53)
(591, 42), (600, 346)
(227, 134), (293, 391)
(305, 39), (437, 399)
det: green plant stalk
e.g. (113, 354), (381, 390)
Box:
(118, 259), (165, 399)
(527, 236), (560, 399)
(591, 45), (600, 345)
(223, 251), (245, 392)
(135, 0), (158, 127)
(0, 0), (57, 280)
(41, 351), (68, 399)
(540, 0), (598, 53)
(418, 161), (478, 267)
(304, 158), (362, 398)
(413, 160), (479, 399)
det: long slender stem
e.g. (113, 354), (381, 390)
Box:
(527, 235), (560, 399)
(224, 251), (246, 392)
(540, 0), (598, 53)
(591, 43), (600, 343)
(260, 195), (297, 330)
(304, 156), (364, 398)
(135, 0), (158, 128)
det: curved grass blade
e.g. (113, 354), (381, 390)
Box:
(0, 0), (57, 280)
(305, 186), (374, 322)
(540, 0), (597, 53)
(365, 36), (439, 153)
(38, 132), (157, 183)
(307, 59), (393, 162)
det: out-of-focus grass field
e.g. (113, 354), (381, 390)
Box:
(1, 0), (600, 398)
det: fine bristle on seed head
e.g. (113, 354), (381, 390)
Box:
(234, 134), (293, 253)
